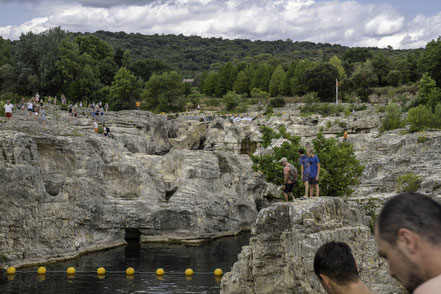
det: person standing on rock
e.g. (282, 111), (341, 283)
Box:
(375, 193), (441, 294)
(308, 150), (320, 197)
(27, 100), (33, 117)
(279, 157), (298, 202)
(4, 100), (13, 121)
(104, 103), (109, 112)
(136, 101), (141, 110)
(343, 129), (348, 142)
(94, 121), (98, 133)
(68, 103), (73, 116)
(314, 241), (376, 294)
(298, 148), (310, 199)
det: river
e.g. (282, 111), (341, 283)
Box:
(0, 232), (250, 294)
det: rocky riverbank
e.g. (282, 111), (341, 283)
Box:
(0, 106), (276, 268)
(1, 103), (440, 294)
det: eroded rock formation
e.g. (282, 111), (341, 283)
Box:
(221, 198), (404, 294)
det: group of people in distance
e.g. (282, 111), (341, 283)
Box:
(313, 193), (441, 294)
(280, 148), (320, 202)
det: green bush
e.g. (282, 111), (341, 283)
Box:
(251, 128), (364, 197)
(380, 103), (403, 132)
(206, 98), (221, 107)
(223, 91), (241, 111)
(264, 105), (274, 116)
(269, 97), (286, 108)
(60, 104), (68, 111)
(250, 88), (270, 99)
(417, 133), (428, 144)
(396, 172), (422, 193)
(407, 104), (433, 132)
(0, 101), (5, 117)
(98, 125), (104, 134)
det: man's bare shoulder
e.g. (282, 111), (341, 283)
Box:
(414, 275), (441, 294)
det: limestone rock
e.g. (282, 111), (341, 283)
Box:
(221, 198), (404, 294)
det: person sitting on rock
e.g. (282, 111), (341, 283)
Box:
(314, 241), (375, 294)
(279, 157), (297, 201)
(375, 193), (441, 294)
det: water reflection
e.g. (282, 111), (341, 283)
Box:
(0, 232), (250, 294)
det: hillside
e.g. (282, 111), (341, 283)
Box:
(77, 31), (415, 77)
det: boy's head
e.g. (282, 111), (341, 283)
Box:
(298, 148), (305, 156)
(314, 242), (360, 293)
(307, 150), (314, 157)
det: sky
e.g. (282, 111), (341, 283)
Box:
(0, 0), (440, 49)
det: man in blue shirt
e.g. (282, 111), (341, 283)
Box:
(298, 148), (309, 198)
(307, 150), (321, 197)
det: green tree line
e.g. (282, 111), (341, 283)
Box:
(1, 28), (441, 113)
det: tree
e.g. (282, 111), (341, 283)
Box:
(130, 59), (171, 82)
(0, 37), (11, 67)
(380, 103), (403, 132)
(312, 132), (364, 196)
(233, 65), (253, 95)
(371, 53), (392, 86)
(407, 104), (433, 132)
(75, 35), (114, 61)
(223, 91), (241, 111)
(108, 67), (139, 110)
(328, 55), (346, 79)
(349, 60), (378, 102)
(269, 64), (286, 97)
(304, 63), (339, 102)
(56, 38), (101, 102)
(343, 48), (373, 64)
(251, 63), (271, 92)
(251, 127), (364, 197)
(215, 62), (238, 97)
(421, 37), (441, 86)
(201, 72), (218, 96)
(386, 70), (402, 87)
(143, 71), (184, 112)
(286, 59), (316, 96)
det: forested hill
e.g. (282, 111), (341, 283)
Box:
(76, 31), (413, 77)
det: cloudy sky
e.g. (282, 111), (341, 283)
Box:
(0, 0), (440, 49)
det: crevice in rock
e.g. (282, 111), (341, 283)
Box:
(197, 136), (206, 150)
(125, 228), (141, 243)
(165, 187), (179, 201)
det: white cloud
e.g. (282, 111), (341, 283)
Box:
(0, 0), (440, 49)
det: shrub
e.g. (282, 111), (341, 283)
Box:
(0, 101), (5, 117)
(251, 128), (364, 197)
(60, 104), (68, 111)
(98, 125), (104, 134)
(269, 97), (286, 108)
(380, 103), (403, 132)
(417, 133), (428, 144)
(264, 105), (274, 116)
(206, 98), (221, 107)
(396, 173), (422, 193)
(407, 104), (433, 132)
(250, 88), (270, 99)
(344, 107), (351, 117)
(223, 91), (241, 111)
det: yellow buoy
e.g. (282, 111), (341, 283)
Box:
(214, 268), (223, 276)
(156, 268), (165, 276)
(185, 268), (194, 276)
(97, 267), (106, 275)
(7, 267), (16, 275)
(67, 267), (76, 275)
(37, 267), (47, 275)
(126, 267), (135, 275)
